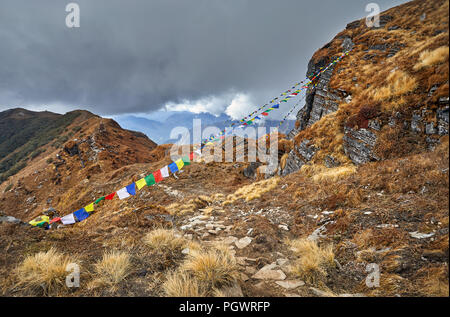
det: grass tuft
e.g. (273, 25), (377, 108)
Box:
(13, 248), (74, 295)
(224, 177), (279, 204)
(286, 239), (335, 284)
(143, 228), (186, 253)
(181, 246), (238, 289)
(90, 250), (131, 290)
(414, 46), (449, 70)
(163, 270), (208, 297)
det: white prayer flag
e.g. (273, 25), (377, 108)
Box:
(61, 213), (76, 225)
(160, 166), (169, 178)
(194, 149), (202, 157)
(116, 187), (131, 200)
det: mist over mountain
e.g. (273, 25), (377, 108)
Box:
(114, 111), (295, 144)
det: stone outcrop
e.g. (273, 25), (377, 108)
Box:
(282, 16), (449, 171)
(343, 125), (380, 165)
(243, 162), (262, 179)
(289, 38), (354, 137)
(281, 139), (319, 176)
(283, 38), (354, 175)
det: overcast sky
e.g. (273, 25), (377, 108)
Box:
(0, 0), (409, 120)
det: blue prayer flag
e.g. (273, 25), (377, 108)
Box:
(169, 162), (179, 173)
(126, 183), (136, 196)
(74, 208), (89, 222)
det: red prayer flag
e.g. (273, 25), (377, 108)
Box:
(262, 112), (269, 116)
(105, 192), (116, 200)
(153, 169), (163, 183)
(49, 217), (61, 224)
(189, 152), (194, 160)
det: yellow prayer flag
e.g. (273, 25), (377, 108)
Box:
(85, 203), (94, 213)
(136, 178), (147, 190)
(175, 158), (184, 170)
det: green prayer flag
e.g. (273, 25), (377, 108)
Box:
(94, 196), (105, 204)
(145, 174), (156, 186)
(182, 156), (191, 166)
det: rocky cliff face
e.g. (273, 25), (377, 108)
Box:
(281, 0), (449, 175)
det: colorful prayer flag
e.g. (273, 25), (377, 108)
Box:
(182, 156), (191, 166)
(61, 213), (76, 225)
(160, 166), (170, 178)
(136, 178), (147, 190)
(94, 196), (105, 204)
(153, 170), (163, 183)
(116, 187), (131, 200)
(126, 183), (136, 196)
(145, 174), (156, 186)
(84, 203), (94, 213)
(49, 217), (61, 224)
(105, 192), (116, 200)
(169, 162), (179, 173)
(74, 208), (89, 221)
(29, 215), (50, 227)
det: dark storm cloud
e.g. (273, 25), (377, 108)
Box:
(0, 0), (408, 116)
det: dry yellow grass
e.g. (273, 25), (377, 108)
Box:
(13, 248), (74, 295)
(286, 239), (335, 284)
(422, 272), (449, 297)
(89, 250), (131, 290)
(166, 202), (197, 216)
(414, 46), (449, 70)
(181, 246), (238, 289)
(163, 270), (208, 297)
(166, 195), (213, 216)
(280, 153), (289, 170)
(143, 228), (186, 252)
(300, 164), (356, 182)
(371, 70), (417, 101)
(223, 177), (279, 204)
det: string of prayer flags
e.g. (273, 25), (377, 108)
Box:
(116, 187), (131, 200)
(74, 208), (89, 221)
(105, 192), (116, 200)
